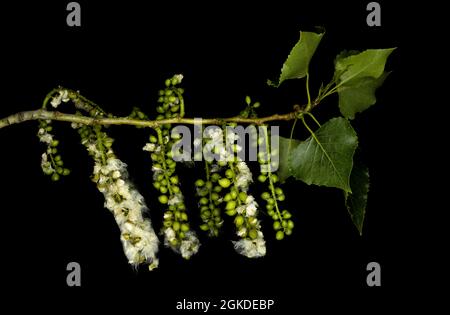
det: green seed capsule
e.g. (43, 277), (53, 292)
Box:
(51, 173), (60, 181)
(235, 215), (244, 226)
(258, 175), (266, 182)
(225, 200), (236, 211)
(285, 228), (293, 236)
(225, 169), (234, 178)
(56, 167), (64, 174)
(282, 220), (288, 228)
(273, 221), (281, 230)
(271, 174), (279, 183)
(211, 192), (219, 201)
(230, 191), (238, 200)
(275, 187), (283, 195)
(213, 185), (222, 193)
(153, 182), (161, 189)
(239, 191), (247, 202)
(195, 179), (205, 187)
(50, 140), (58, 147)
(282, 210), (292, 219)
(267, 209), (275, 217)
(165, 79), (171, 87)
(268, 198), (275, 205)
(224, 193), (232, 202)
(248, 229), (258, 240)
(173, 221), (180, 231)
(218, 178), (231, 188)
(172, 186), (180, 193)
(199, 197), (208, 205)
(211, 173), (220, 181)
(261, 192), (270, 200)
(170, 176), (179, 185)
(277, 194), (285, 201)
(63, 168), (71, 176)
(275, 231), (285, 240)
(160, 186), (168, 194)
(158, 195), (168, 204)
(287, 220), (294, 229)
(56, 160), (64, 166)
(181, 223), (189, 232)
(180, 212), (188, 221)
(225, 209), (236, 216)
(200, 224), (209, 231)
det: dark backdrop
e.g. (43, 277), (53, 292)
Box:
(0, 0), (425, 311)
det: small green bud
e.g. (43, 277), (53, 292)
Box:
(248, 229), (258, 240)
(275, 231), (285, 240)
(172, 186), (180, 194)
(51, 173), (60, 181)
(235, 215), (244, 226)
(181, 223), (189, 232)
(245, 95), (251, 105)
(225, 169), (234, 179)
(225, 200), (236, 211)
(170, 176), (179, 185)
(225, 209), (236, 216)
(257, 174), (266, 182)
(165, 79), (171, 87)
(224, 193), (232, 202)
(195, 179), (205, 187)
(273, 221), (281, 230)
(200, 224), (209, 231)
(173, 221), (180, 231)
(218, 178), (231, 188)
(158, 195), (168, 204)
(239, 191), (247, 202)
(287, 220), (294, 229)
(261, 192), (270, 200)
(62, 168), (71, 176)
(199, 197), (209, 205)
(149, 135), (158, 143)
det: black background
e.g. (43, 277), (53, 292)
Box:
(0, 0), (431, 311)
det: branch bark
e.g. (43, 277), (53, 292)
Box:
(0, 108), (302, 130)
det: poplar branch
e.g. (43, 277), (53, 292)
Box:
(0, 108), (304, 130)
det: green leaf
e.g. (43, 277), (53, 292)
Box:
(269, 29), (324, 87)
(334, 48), (395, 119)
(276, 135), (301, 182)
(345, 160), (369, 235)
(338, 72), (390, 119)
(289, 117), (358, 192)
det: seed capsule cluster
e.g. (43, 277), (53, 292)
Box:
(257, 126), (294, 240)
(143, 75), (200, 259)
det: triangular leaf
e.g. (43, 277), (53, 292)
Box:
(345, 160), (369, 235)
(269, 30), (324, 87)
(338, 72), (390, 119)
(289, 117), (358, 192)
(334, 48), (395, 119)
(275, 135), (301, 182)
(335, 48), (395, 85)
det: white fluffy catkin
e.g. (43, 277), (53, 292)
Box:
(87, 140), (160, 270)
